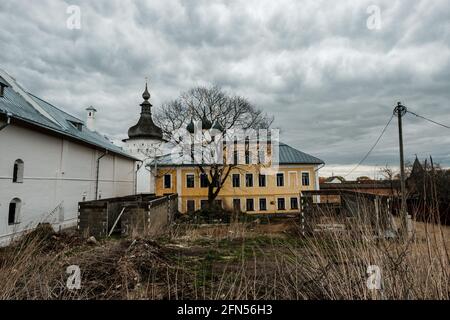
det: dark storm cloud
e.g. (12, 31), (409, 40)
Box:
(0, 0), (449, 177)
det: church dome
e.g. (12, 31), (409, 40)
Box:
(186, 119), (195, 134)
(126, 82), (163, 141)
(186, 115), (213, 134)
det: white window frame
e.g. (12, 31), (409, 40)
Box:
(258, 173), (266, 187)
(277, 197), (286, 210)
(276, 172), (285, 187)
(246, 198), (255, 212)
(185, 172), (195, 188)
(290, 196), (299, 210)
(164, 173), (172, 189)
(232, 173), (241, 188)
(245, 173), (254, 187)
(258, 197), (267, 211)
(301, 171), (311, 187)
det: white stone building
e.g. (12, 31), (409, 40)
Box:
(122, 83), (165, 194)
(0, 69), (136, 246)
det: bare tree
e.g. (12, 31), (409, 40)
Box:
(153, 85), (273, 210)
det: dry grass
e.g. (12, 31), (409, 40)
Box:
(0, 212), (448, 300)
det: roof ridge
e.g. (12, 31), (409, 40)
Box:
(28, 92), (84, 123)
(0, 68), (60, 125)
(279, 141), (324, 164)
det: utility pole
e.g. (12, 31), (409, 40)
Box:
(394, 102), (409, 237)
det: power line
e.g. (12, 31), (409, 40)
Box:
(343, 113), (394, 177)
(407, 109), (450, 130)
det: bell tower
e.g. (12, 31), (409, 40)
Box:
(123, 81), (164, 194)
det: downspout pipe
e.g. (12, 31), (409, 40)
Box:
(0, 112), (12, 131)
(95, 150), (108, 200)
(315, 163), (325, 188)
(314, 163), (325, 204)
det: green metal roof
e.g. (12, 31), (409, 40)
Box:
(0, 73), (135, 160)
(278, 142), (324, 165)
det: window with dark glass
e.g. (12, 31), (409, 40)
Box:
(200, 173), (208, 188)
(276, 173), (284, 187)
(8, 198), (20, 225)
(164, 174), (171, 188)
(259, 198), (267, 211)
(245, 174), (253, 187)
(290, 197), (299, 210)
(186, 174), (195, 188)
(302, 172), (310, 186)
(246, 198), (254, 212)
(200, 200), (208, 209)
(258, 174), (266, 187)
(8, 202), (16, 225)
(232, 174), (240, 188)
(277, 198), (286, 210)
(12, 159), (24, 183)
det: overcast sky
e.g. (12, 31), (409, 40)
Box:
(0, 0), (449, 178)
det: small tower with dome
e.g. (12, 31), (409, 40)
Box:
(123, 81), (164, 193)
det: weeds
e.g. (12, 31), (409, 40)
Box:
(0, 208), (448, 300)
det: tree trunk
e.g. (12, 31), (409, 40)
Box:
(207, 185), (217, 209)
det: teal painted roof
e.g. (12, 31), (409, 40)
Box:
(278, 142), (324, 165)
(0, 75), (134, 160)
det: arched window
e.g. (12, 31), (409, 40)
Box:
(8, 198), (21, 225)
(13, 159), (24, 183)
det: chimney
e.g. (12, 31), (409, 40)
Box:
(86, 106), (97, 131)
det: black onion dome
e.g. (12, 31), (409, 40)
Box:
(186, 116), (213, 133)
(186, 119), (195, 134)
(126, 82), (163, 141)
(127, 114), (163, 140)
(201, 115), (212, 130)
(142, 83), (151, 100)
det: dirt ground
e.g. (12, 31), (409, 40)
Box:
(0, 218), (303, 299)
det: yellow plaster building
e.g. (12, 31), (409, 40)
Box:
(153, 142), (324, 215)
(123, 83), (324, 215)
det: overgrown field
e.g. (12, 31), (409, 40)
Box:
(0, 217), (448, 300)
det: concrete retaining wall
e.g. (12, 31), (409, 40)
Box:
(78, 193), (177, 238)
